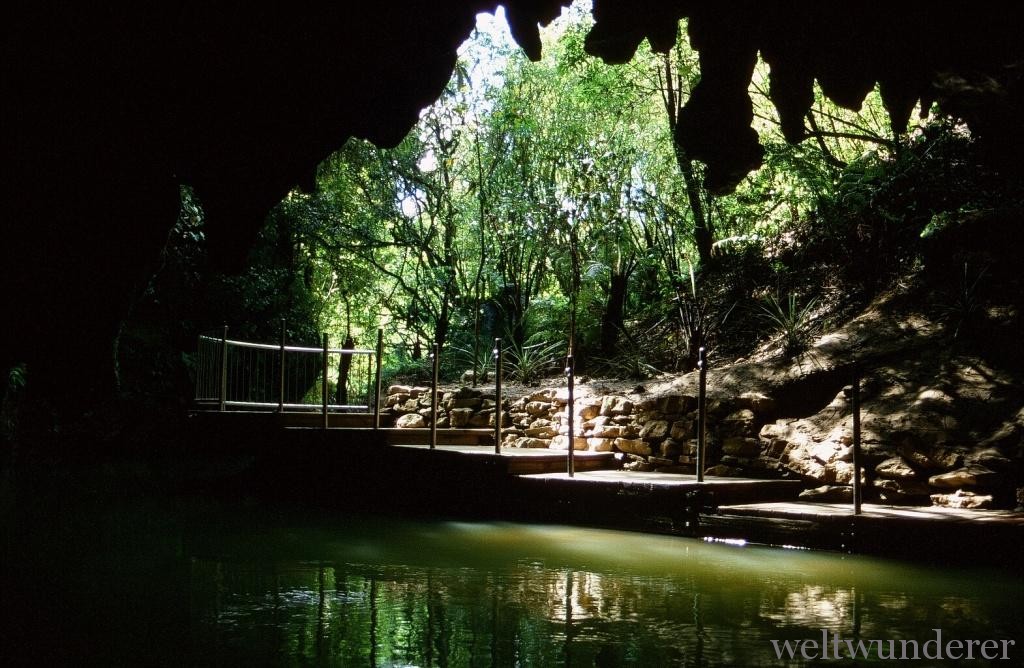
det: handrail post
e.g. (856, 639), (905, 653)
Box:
(566, 353), (575, 478)
(219, 324), (229, 412)
(493, 338), (502, 454)
(852, 360), (862, 515)
(322, 333), (329, 429)
(278, 318), (286, 413)
(373, 328), (384, 430)
(430, 343), (439, 450)
(697, 346), (707, 482)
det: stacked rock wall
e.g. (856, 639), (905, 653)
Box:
(383, 382), (1022, 509)
(385, 384), (785, 478)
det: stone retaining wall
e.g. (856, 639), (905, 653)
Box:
(383, 383), (1022, 509)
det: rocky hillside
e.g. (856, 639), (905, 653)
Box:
(384, 275), (1023, 511)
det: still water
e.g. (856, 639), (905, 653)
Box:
(5, 498), (1022, 666)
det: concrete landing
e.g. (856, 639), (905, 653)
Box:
(700, 502), (1024, 566)
(717, 501), (1024, 525)
(523, 470), (804, 503)
(389, 443), (618, 474)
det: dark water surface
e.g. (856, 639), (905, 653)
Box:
(3, 492), (1021, 666)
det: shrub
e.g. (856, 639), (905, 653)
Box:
(759, 293), (817, 355)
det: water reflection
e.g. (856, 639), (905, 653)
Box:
(180, 518), (1021, 667)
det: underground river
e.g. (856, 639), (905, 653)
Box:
(3, 493), (1020, 666)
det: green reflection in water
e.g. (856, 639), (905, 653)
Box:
(182, 515), (1022, 667)
(3, 493), (1020, 667)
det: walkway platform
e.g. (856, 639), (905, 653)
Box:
(701, 501), (1024, 566)
(522, 470), (803, 504)
(388, 443), (618, 474)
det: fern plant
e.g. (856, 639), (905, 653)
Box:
(503, 337), (563, 384)
(938, 262), (988, 339)
(592, 349), (661, 381)
(759, 293), (817, 355)
(450, 342), (493, 385)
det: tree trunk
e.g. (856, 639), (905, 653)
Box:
(674, 142), (714, 266)
(600, 271), (629, 357)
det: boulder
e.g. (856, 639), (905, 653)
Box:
(875, 456), (918, 480)
(385, 393), (409, 407)
(449, 397), (482, 409)
(639, 419), (669, 441)
(551, 435), (588, 450)
(452, 386), (482, 399)
(781, 444), (829, 482)
(469, 412), (492, 428)
(592, 424), (624, 439)
(670, 419), (694, 441)
(600, 396), (633, 416)
(928, 465), (1001, 489)
(658, 394), (696, 415)
(764, 439), (788, 458)
(527, 389), (554, 402)
(722, 436), (761, 458)
(395, 413), (425, 428)
(968, 447), (1013, 471)
(738, 391), (775, 416)
(614, 438), (652, 456)
(930, 490), (993, 509)
(449, 407), (474, 428)
(513, 437), (550, 449)
(460, 369), (488, 384)
(829, 461), (863, 485)
(587, 438), (615, 452)
(705, 464), (742, 477)
(811, 442), (841, 464)
(526, 424), (558, 438)
(659, 438), (683, 458)
(874, 478), (931, 502)
(720, 409), (756, 436)
(929, 446), (965, 469)
(759, 421), (793, 441)
(525, 401), (551, 416)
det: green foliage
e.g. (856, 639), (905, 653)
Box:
(450, 342), (492, 384)
(937, 262), (989, 340)
(591, 349), (661, 381)
(758, 294), (818, 356)
(502, 336), (564, 385)
(122, 9), (1019, 411)
(382, 346), (432, 387)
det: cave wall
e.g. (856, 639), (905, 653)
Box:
(2, 2), (1020, 424)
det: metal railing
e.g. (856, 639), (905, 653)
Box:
(194, 326), (376, 413)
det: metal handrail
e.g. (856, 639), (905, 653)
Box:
(194, 327), (378, 421)
(197, 334), (373, 355)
